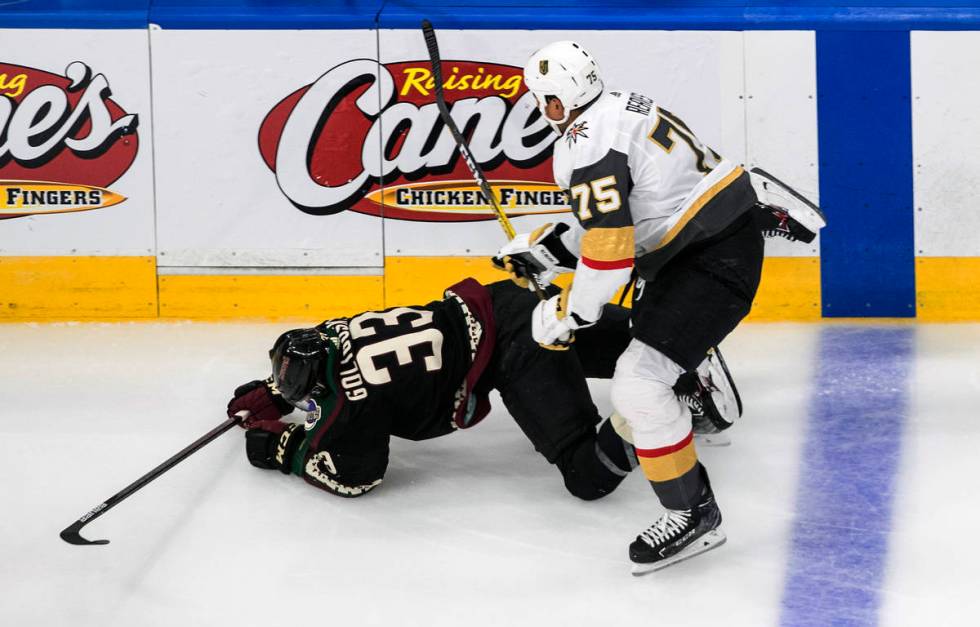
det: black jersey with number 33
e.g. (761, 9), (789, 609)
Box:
(324, 294), (483, 441)
(294, 284), (492, 497)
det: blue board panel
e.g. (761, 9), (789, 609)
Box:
(379, 2), (980, 30)
(817, 31), (916, 317)
(780, 326), (913, 625)
(6, 1), (980, 30)
(0, 1), (149, 29)
(148, 1), (379, 29)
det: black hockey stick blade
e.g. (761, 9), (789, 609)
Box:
(60, 516), (110, 546)
(59, 413), (244, 546)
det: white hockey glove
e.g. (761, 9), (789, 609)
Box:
(492, 223), (578, 290)
(531, 290), (595, 349)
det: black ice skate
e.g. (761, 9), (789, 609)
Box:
(756, 203), (819, 243)
(692, 411), (730, 447)
(749, 167), (826, 244)
(677, 347), (742, 447)
(629, 488), (726, 575)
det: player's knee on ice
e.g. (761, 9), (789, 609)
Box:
(554, 420), (636, 500)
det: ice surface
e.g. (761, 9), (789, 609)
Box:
(1, 321), (978, 626)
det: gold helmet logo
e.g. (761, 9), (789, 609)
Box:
(539, 59), (549, 75)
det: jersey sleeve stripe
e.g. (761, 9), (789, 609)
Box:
(581, 256), (634, 270)
(580, 225), (635, 262)
(654, 166), (744, 251)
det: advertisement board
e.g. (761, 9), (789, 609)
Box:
(0, 29), (154, 256)
(152, 28), (810, 262)
(0, 22), (827, 320)
(150, 29), (385, 268)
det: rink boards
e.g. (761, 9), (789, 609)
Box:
(0, 4), (978, 320)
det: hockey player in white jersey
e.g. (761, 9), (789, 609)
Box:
(493, 41), (820, 575)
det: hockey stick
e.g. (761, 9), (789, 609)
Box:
(420, 20), (551, 302)
(59, 411), (247, 545)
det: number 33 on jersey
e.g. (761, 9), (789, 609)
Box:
(316, 286), (490, 439)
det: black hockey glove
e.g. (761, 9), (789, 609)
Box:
(245, 423), (305, 473)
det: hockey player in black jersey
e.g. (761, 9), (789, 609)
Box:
(494, 41), (824, 575)
(227, 279), (650, 500)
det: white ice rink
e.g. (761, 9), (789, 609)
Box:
(3, 321), (979, 626)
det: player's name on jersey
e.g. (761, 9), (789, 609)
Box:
(624, 92), (654, 116)
(322, 319), (370, 403)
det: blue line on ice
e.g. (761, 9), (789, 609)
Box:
(779, 326), (913, 626)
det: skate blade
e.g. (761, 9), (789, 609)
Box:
(631, 529), (727, 576)
(786, 203), (827, 233)
(749, 167), (826, 230)
(694, 432), (732, 447)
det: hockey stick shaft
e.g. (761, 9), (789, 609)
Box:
(59, 412), (246, 546)
(421, 20), (516, 240)
(420, 20), (551, 301)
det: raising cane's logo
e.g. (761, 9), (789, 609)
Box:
(0, 61), (138, 220)
(259, 59), (569, 222)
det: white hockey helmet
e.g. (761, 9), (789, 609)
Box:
(523, 41), (603, 132)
